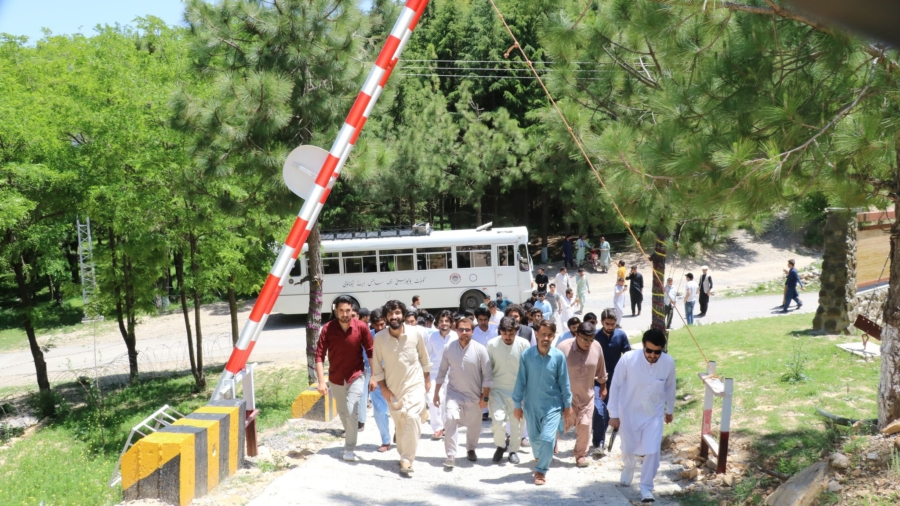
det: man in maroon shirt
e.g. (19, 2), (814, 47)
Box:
(315, 295), (374, 462)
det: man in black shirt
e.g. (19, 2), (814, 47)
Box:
(534, 268), (549, 294)
(625, 266), (644, 316)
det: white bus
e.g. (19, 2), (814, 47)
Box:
(271, 224), (534, 314)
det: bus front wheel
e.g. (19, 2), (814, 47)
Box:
(459, 290), (485, 313)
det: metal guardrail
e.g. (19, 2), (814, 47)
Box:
(320, 223), (433, 241)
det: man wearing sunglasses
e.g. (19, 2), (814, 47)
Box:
(557, 321), (607, 468)
(608, 328), (676, 503)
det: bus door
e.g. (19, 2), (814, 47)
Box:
(496, 244), (518, 293)
(516, 242), (533, 302)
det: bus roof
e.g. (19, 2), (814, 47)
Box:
(300, 226), (529, 253)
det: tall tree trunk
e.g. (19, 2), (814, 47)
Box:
(189, 233), (205, 389)
(122, 254), (139, 382)
(475, 199), (483, 227)
(650, 233), (667, 333)
(439, 194), (445, 230)
(879, 151), (900, 427)
(306, 224), (324, 384)
(408, 197), (415, 226)
(541, 189), (550, 262)
(227, 274), (239, 346)
(109, 229), (138, 381)
(12, 252), (51, 392)
(175, 250), (198, 380)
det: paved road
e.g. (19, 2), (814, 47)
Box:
(0, 288), (818, 390)
(249, 410), (683, 506)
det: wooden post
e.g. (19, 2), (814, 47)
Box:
(699, 361), (715, 459)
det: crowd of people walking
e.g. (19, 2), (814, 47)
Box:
(315, 295), (676, 503)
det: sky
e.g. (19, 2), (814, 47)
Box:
(0, 0), (188, 42)
(0, 0), (376, 42)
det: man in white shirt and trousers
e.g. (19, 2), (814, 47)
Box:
(434, 317), (492, 467)
(426, 310), (458, 440)
(608, 328), (676, 503)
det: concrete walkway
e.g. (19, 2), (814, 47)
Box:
(249, 412), (683, 506)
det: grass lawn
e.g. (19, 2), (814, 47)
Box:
(0, 365), (309, 506)
(664, 313), (881, 504)
(0, 296), (87, 352)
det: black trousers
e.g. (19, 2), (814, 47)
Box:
(630, 292), (643, 315)
(665, 304), (673, 329)
(699, 292), (710, 315)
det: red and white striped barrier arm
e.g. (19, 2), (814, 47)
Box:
(211, 0), (430, 400)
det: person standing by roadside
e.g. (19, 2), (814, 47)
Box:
(576, 235), (590, 267)
(555, 266), (571, 293)
(535, 267), (549, 293)
(781, 259), (804, 312)
(608, 329), (676, 503)
(616, 260), (627, 280)
(684, 273), (698, 325)
(562, 235), (575, 270)
(613, 277), (627, 326)
(513, 320), (574, 485)
(372, 299), (432, 475)
(557, 322), (607, 468)
(576, 268), (591, 314)
(434, 317), (492, 468)
(698, 266), (713, 317)
(591, 309), (632, 455)
(663, 278), (677, 329)
(412, 295), (421, 310)
(598, 237), (611, 273)
(426, 310), (458, 441)
(486, 317), (530, 465)
(626, 266), (644, 317)
(315, 296), (374, 462)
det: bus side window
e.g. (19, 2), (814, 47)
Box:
(457, 245), (491, 268)
(289, 258), (302, 277)
(380, 249), (414, 272)
(417, 247), (451, 270)
(517, 244), (530, 272)
(321, 252), (341, 275)
(498, 245), (515, 267)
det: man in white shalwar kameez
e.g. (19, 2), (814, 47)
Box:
(486, 317), (530, 465)
(608, 328), (676, 503)
(372, 300), (432, 476)
(426, 310), (457, 440)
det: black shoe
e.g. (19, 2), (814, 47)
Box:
(492, 447), (505, 463)
(467, 450), (477, 462)
(358, 422), (365, 431)
(482, 413), (490, 421)
(698, 313), (706, 317)
(508, 452), (520, 464)
(796, 303), (803, 309)
(779, 309), (789, 313)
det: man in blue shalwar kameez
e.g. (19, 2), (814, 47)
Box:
(513, 319), (574, 486)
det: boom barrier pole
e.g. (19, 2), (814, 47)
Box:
(211, 0), (430, 401)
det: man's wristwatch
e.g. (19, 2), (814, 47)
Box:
(483, 397), (489, 403)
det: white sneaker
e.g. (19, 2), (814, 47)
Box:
(443, 457), (455, 468)
(640, 489), (655, 503)
(342, 451), (357, 462)
(620, 460), (635, 486)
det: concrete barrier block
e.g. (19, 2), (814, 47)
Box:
(120, 399), (247, 506)
(291, 383), (336, 422)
